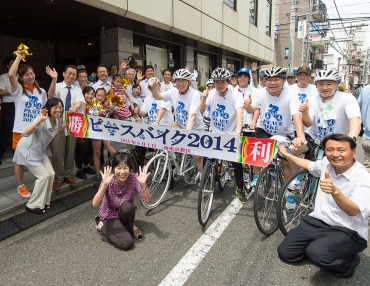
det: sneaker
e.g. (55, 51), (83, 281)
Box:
(235, 188), (248, 204)
(285, 190), (297, 210)
(251, 175), (259, 188)
(225, 172), (232, 181)
(288, 178), (302, 190)
(17, 185), (31, 199)
(76, 170), (87, 180)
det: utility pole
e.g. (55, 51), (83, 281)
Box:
(288, 0), (297, 73)
(362, 47), (369, 86)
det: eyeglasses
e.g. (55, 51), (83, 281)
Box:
(207, 85), (215, 89)
(266, 77), (283, 83)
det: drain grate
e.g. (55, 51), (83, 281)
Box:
(0, 219), (21, 241)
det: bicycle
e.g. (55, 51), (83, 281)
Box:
(197, 158), (229, 226)
(253, 138), (291, 236)
(277, 138), (324, 236)
(140, 150), (198, 210)
(241, 124), (255, 199)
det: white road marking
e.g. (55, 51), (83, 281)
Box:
(159, 197), (243, 286)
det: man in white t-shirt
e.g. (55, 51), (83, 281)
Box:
(140, 78), (174, 126)
(285, 72), (296, 86)
(150, 68), (205, 178)
(235, 68), (261, 130)
(137, 65), (155, 100)
(160, 69), (174, 92)
(200, 68), (247, 203)
(244, 66), (306, 183)
(0, 56), (15, 165)
(288, 66), (317, 104)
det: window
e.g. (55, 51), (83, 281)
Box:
(224, 0), (236, 10)
(323, 54), (334, 64)
(284, 48), (289, 59)
(249, 0), (257, 26)
(265, 0), (272, 36)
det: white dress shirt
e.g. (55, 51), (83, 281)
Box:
(92, 79), (111, 91)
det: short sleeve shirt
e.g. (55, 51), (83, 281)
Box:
(236, 85), (261, 125)
(99, 174), (144, 220)
(0, 73), (14, 103)
(206, 88), (243, 133)
(161, 87), (205, 130)
(55, 81), (85, 110)
(141, 95), (174, 126)
(10, 83), (47, 133)
(308, 157), (370, 241)
(252, 86), (300, 136)
(288, 83), (317, 103)
(306, 91), (361, 140)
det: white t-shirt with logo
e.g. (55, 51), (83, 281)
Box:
(252, 86), (300, 136)
(206, 88), (243, 133)
(306, 91), (361, 140)
(141, 95), (174, 126)
(160, 82), (174, 93)
(288, 83), (317, 104)
(161, 87), (205, 130)
(128, 95), (143, 108)
(10, 83), (47, 133)
(235, 85), (260, 125)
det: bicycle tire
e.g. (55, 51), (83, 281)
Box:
(197, 160), (215, 226)
(140, 153), (171, 210)
(97, 151), (138, 185)
(253, 165), (282, 235)
(183, 154), (198, 185)
(217, 160), (227, 192)
(243, 164), (254, 193)
(277, 170), (317, 236)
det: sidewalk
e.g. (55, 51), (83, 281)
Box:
(0, 146), (96, 217)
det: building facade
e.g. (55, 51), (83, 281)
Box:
(0, 0), (275, 86)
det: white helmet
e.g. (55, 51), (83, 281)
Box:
(211, 68), (231, 80)
(265, 66), (286, 78)
(314, 69), (341, 84)
(173, 69), (193, 80)
(206, 79), (214, 85)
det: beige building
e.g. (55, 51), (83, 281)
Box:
(0, 0), (275, 85)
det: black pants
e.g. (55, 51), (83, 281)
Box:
(0, 102), (15, 159)
(231, 162), (243, 190)
(101, 202), (135, 250)
(277, 215), (367, 274)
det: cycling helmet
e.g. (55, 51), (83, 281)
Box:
(173, 69), (193, 80)
(264, 66), (285, 78)
(314, 69), (341, 84)
(206, 79), (214, 85)
(237, 68), (250, 77)
(211, 68), (231, 80)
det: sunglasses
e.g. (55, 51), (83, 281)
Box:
(207, 85), (215, 89)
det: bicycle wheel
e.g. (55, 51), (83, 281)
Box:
(253, 165), (282, 235)
(97, 151), (138, 185)
(217, 160), (227, 192)
(277, 170), (317, 236)
(197, 160), (215, 226)
(243, 164), (254, 194)
(140, 153), (171, 210)
(183, 154), (198, 185)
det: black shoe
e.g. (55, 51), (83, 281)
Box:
(331, 254), (360, 279)
(76, 170), (87, 180)
(83, 166), (96, 175)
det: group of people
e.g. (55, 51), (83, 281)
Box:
(0, 53), (369, 279)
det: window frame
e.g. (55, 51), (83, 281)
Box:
(249, 0), (258, 26)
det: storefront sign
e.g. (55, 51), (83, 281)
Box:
(65, 113), (278, 167)
(297, 20), (307, 39)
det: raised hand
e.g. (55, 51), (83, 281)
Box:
(251, 62), (259, 72)
(136, 165), (151, 185)
(15, 51), (23, 60)
(100, 166), (114, 186)
(320, 170), (338, 195)
(136, 70), (144, 82)
(39, 108), (49, 121)
(243, 94), (252, 109)
(121, 59), (129, 70)
(46, 66), (58, 80)
(299, 98), (309, 114)
(202, 88), (209, 101)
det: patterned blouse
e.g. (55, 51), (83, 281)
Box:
(99, 173), (144, 220)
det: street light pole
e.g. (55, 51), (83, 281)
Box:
(337, 57), (341, 72)
(288, 0), (297, 73)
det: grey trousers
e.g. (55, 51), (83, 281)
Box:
(50, 117), (77, 181)
(26, 157), (55, 209)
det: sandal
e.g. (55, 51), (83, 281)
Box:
(95, 216), (102, 234)
(25, 206), (45, 215)
(45, 205), (50, 210)
(133, 228), (143, 240)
